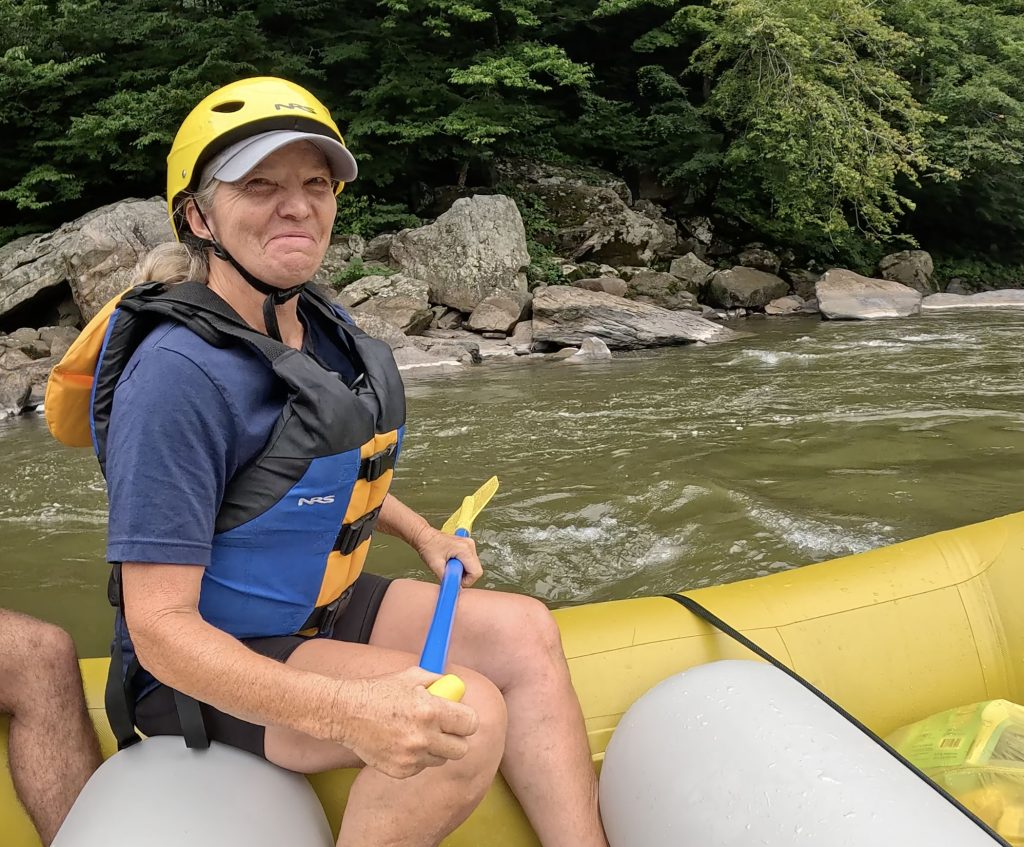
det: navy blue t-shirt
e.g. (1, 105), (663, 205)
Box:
(105, 297), (360, 691)
(106, 300), (358, 567)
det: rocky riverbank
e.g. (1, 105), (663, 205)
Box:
(3, 161), (1024, 419)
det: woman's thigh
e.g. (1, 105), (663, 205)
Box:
(263, 637), (498, 774)
(368, 579), (561, 692)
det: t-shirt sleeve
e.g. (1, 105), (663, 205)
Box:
(105, 345), (238, 567)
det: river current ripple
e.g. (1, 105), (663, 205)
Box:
(2, 310), (1023, 654)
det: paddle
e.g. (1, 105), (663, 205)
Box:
(422, 476), (500, 701)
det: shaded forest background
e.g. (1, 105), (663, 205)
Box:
(3, 0), (1024, 282)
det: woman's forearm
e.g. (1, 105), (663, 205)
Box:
(378, 493), (433, 549)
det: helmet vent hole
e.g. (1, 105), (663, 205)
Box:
(211, 100), (245, 113)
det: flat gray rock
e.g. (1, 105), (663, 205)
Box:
(532, 286), (741, 350)
(816, 269), (921, 320)
(921, 290), (1024, 310)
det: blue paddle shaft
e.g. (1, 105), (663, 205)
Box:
(419, 528), (469, 673)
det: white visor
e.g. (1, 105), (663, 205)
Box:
(199, 130), (358, 187)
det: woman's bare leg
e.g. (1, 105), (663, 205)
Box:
(369, 581), (608, 847)
(264, 640), (506, 847)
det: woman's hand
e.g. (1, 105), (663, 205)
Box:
(411, 524), (483, 587)
(331, 666), (479, 779)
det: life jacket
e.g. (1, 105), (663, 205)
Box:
(47, 280), (406, 639)
(48, 280), (407, 750)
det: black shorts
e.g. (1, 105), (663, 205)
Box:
(134, 571), (392, 758)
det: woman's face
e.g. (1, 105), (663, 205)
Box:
(189, 141), (337, 287)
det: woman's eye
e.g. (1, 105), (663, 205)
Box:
(306, 176), (334, 191)
(243, 178), (275, 193)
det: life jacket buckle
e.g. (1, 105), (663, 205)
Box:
(300, 584), (356, 636)
(334, 505), (383, 555)
(360, 444), (398, 482)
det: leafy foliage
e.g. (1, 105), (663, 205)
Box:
(2, 0), (1023, 273)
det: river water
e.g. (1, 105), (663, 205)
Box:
(2, 310), (1023, 657)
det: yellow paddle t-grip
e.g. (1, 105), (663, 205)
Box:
(427, 674), (465, 702)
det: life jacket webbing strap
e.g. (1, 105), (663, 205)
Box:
(334, 505), (382, 556)
(666, 593), (1009, 846)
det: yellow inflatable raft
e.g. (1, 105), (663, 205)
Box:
(3, 509), (1023, 845)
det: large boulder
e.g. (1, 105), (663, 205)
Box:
(0, 198), (172, 323)
(531, 286), (741, 350)
(816, 269), (922, 320)
(878, 250), (934, 293)
(466, 290), (532, 334)
(921, 290), (1024, 310)
(706, 267), (789, 309)
(346, 312), (408, 349)
(0, 369), (31, 417)
(737, 243), (782, 274)
(566, 336), (613, 364)
(353, 295), (433, 336)
(668, 253), (714, 294)
(390, 195), (529, 313)
(764, 295), (806, 316)
(529, 183), (679, 267)
(626, 272), (700, 312)
(785, 269), (821, 301)
(571, 277), (628, 298)
(494, 158), (632, 205)
(335, 272), (428, 309)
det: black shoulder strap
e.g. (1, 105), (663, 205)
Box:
(666, 593), (1009, 845)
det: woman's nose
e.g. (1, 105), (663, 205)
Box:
(276, 185), (313, 219)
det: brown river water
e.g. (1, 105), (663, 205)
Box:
(2, 310), (1023, 658)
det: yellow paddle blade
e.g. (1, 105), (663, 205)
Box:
(441, 476), (499, 535)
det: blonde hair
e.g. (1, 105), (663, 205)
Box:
(132, 180), (220, 285)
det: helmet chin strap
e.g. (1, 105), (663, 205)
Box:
(188, 205), (306, 343)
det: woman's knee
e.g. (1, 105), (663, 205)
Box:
(494, 594), (566, 668)
(451, 668), (507, 785)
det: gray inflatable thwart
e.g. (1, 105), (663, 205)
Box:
(599, 660), (1001, 847)
(52, 736), (333, 846)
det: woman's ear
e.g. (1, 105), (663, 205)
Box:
(184, 199), (212, 240)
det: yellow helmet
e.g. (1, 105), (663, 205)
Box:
(166, 77), (352, 240)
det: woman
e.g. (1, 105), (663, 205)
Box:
(96, 77), (607, 846)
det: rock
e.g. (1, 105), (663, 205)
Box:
(8, 327), (40, 343)
(878, 250), (934, 293)
(764, 295), (805, 316)
(785, 269), (821, 301)
(466, 290), (532, 334)
(572, 277), (628, 297)
(495, 159), (632, 205)
(509, 320), (534, 355)
(921, 290), (1024, 310)
(407, 337), (480, 364)
(816, 269), (922, 320)
(800, 298), (820, 315)
(353, 295), (433, 335)
(614, 266), (648, 282)
(26, 381), (46, 409)
(363, 234), (394, 263)
(390, 195), (529, 313)
(0, 369), (31, 416)
(944, 279), (969, 295)
(566, 336), (613, 363)
(548, 347), (580, 360)
(346, 312), (408, 349)
(626, 272), (701, 312)
(679, 216), (714, 256)
(701, 306), (725, 321)
(336, 272), (427, 309)
(331, 234), (365, 261)
(668, 253), (714, 294)
(312, 243), (356, 288)
(57, 290), (83, 327)
(531, 286), (742, 350)
(435, 309), (464, 330)
(0, 348), (34, 370)
(528, 181), (679, 264)
(706, 267), (789, 309)
(392, 345), (465, 372)
(737, 243), (782, 274)
(0, 198), (172, 323)
(39, 325), (79, 351)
